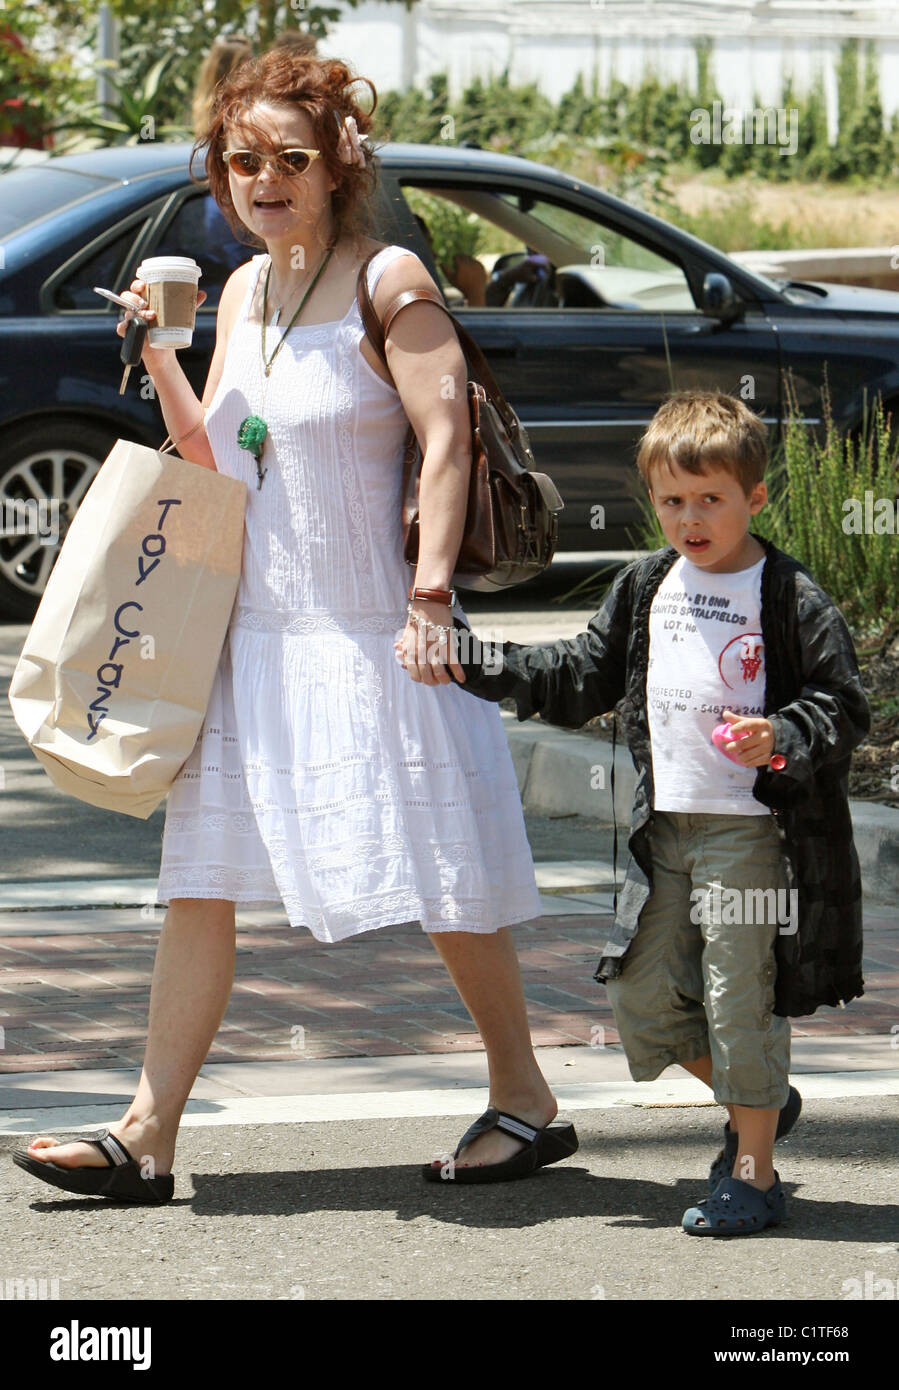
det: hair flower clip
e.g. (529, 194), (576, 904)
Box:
(337, 114), (366, 167)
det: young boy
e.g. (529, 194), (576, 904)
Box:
(443, 390), (870, 1234)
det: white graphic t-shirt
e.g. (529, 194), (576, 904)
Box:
(647, 554), (768, 814)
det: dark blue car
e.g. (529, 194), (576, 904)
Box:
(3, 139), (899, 616)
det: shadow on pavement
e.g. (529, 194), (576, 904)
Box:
(12, 1161), (898, 1244)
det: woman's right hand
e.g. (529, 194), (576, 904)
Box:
(115, 277), (208, 378)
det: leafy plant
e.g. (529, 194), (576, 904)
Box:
(403, 187), (484, 272)
(753, 376), (899, 634)
(657, 192), (798, 253)
(49, 55), (192, 148)
(0, 0), (91, 148)
(374, 73), (449, 147)
(7, 1), (420, 147)
(377, 38), (899, 191)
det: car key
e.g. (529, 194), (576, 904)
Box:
(119, 315), (147, 395)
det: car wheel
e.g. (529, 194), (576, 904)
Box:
(0, 419), (115, 620)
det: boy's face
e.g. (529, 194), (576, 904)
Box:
(649, 457), (767, 572)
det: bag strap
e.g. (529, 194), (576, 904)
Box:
(610, 712), (618, 921)
(354, 250), (520, 436)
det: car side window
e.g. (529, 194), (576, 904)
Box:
(401, 183), (696, 313)
(150, 192), (250, 310)
(54, 227), (138, 310)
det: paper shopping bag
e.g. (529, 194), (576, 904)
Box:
(8, 439), (246, 819)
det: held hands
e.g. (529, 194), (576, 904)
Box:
(721, 709), (776, 767)
(115, 276), (208, 375)
(394, 600), (467, 686)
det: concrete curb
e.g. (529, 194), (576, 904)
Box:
(500, 712), (899, 909)
(2, 1043), (897, 1134)
(5, 1071), (899, 1135)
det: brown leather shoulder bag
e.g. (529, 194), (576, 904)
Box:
(355, 249), (564, 591)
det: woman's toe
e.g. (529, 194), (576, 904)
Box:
(26, 1138), (106, 1168)
(27, 1136), (60, 1157)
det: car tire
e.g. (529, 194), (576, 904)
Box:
(0, 418), (116, 620)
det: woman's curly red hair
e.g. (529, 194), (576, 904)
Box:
(191, 49), (379, 249)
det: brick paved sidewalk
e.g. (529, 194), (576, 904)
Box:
(0, 911), (897, 1072)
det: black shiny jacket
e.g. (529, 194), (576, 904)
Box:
(450, 536), (871, 1017)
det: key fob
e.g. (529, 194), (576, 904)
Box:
(121, 315), (147, 365)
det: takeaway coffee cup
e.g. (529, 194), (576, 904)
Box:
(135, 256), (202, 347)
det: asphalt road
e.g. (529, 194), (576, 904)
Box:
(2, 1098), (896, 1302)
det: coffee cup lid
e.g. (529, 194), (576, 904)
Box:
(137, 256), (202, 280)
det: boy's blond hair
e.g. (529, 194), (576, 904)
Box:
(636, 391), (768, 497)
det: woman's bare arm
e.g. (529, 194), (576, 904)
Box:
(118, 260), (254, 470)
(373, 254), (472, 686)
(373, 255), (470, 591)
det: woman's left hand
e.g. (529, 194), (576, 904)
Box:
(395, 600), (466, 686)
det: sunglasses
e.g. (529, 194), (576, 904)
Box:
(222, 148), (322, 178)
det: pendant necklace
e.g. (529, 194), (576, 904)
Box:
(237, 244), (336, 489)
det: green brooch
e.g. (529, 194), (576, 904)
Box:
(237, 414), (268, 489)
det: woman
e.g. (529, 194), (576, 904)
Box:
(191, 33), (254, 137)
(14, 50), (576, 1200)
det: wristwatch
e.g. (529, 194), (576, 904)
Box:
(408, 585), (457, 607)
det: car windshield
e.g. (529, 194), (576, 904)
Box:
(0, 165), (109, 239)
(495, 191), (669, 271)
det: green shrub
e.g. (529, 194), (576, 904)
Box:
(659, 193), (798, 253)
(402, 188), (484, 271)
(376, 37), (899, 188)
(753, 378), (899, 634)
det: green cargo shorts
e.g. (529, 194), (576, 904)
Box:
(605, 810), (791, 1108)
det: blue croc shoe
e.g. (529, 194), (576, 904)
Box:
(683, 1173), (787, 1236)
(707, 1085), (802, 1192)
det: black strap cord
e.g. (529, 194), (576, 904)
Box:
(610, 711), (618, 919)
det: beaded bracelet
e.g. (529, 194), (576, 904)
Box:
(405, 603), (453, 638)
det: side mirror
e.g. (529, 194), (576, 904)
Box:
(701, 272), (744, 324)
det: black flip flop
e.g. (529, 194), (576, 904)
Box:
(12, 1128), (174, 1204)
(422, 1106), (579, 1184)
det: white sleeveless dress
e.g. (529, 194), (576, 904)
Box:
(156, 244), (542, 943)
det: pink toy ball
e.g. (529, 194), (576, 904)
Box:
(711, 722), (786, 771)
